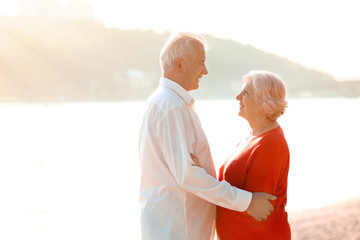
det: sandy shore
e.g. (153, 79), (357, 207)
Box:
(289, 198), (360, 240)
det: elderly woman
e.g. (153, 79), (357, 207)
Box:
(216, 71), (291, 239)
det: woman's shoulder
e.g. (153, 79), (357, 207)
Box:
(255, 126), (288, 149)
(261, 125), (285, 139)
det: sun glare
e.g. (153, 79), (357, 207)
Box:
(0, 1), (18, 16)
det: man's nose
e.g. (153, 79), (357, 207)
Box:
(203, 66), (208, 75)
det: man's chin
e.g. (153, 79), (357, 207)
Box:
(189, 84), (199, 91)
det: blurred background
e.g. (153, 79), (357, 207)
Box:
(0, 0), (359, 239)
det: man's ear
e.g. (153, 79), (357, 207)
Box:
(174, 57), (184, 72)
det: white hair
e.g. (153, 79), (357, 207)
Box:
(244, 70), (288, 121)
(160, 32), (208, 72)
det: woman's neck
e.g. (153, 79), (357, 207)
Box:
(248, 116), (278, 137)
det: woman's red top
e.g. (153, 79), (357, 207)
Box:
(216, 126), (291, 240)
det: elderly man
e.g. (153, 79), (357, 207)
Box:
(139, 32), (275, 240)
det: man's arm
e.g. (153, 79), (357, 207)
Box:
(191, 154), (275, 221)
(156, 107), (275, 220)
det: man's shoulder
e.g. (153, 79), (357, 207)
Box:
(149, 86), (186, 110)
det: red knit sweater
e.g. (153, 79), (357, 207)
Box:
(216, 126), (291, 240)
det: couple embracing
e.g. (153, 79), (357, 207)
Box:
(139, 32), (290, 240)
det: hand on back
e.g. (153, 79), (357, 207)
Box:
(246, 192), (276, 221)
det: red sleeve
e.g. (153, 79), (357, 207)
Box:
(218, 164), (225, 181)
(244, 137), (288, 195)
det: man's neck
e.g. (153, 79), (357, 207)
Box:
(163, 72), (187, 91)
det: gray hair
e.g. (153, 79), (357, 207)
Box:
(160, 32), (208, 72)
(244, 70), (288, 121)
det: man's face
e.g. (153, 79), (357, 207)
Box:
(182, 46), (208, 91)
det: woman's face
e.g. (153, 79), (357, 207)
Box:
(236, 81), (260, 120)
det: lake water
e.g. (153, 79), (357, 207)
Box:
(0, 98), (359, 239)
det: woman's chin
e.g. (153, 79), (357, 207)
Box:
(238, 112), (247, 120)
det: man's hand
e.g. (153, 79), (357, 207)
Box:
(246, 192), (276, 222)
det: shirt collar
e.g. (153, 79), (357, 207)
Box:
(159, 77), (194, 105)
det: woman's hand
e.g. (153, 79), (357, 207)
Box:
(190, 153), (202, 167)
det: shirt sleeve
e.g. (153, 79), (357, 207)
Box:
(155, 106), (252, 212)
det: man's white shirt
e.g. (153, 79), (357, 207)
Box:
(139, 77), (252, 240)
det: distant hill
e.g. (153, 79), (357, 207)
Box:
(0, 16), (359, 102)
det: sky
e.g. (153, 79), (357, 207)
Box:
(1, 0), (359, 80)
